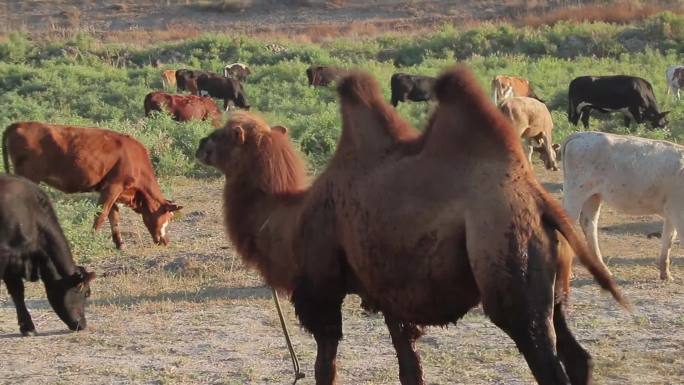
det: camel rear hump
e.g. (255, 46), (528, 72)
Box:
(423, 67), (525, 160)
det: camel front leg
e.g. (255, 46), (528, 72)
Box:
(384, 315), (425, 385)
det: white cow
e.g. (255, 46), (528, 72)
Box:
(666, 65), (684, 100)
(562, 131), (684, 280)
(223, 62), (251, 82)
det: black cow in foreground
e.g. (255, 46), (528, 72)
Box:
(196, 73), (250, 111)
(390, 73), (436, 107)
(0, 174), (95, 336)
(568, 75), (669, 129)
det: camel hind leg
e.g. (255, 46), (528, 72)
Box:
(467, 219), (571, 384)
(554, 301), (593, 385)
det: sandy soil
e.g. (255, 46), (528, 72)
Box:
(1, 163), (682, 385)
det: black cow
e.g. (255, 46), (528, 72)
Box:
(568, 75), (669, 129)
(0, 174), (95, 336)
(390, 73), (436, 107)
(175, 69), (215, 93)
(306, 65), (346, 87)
(196, 73), (250, 111)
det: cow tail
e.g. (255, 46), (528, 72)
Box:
(540, 192), (630, 310)
(2, 125), (11, 173)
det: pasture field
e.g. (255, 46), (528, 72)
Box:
(1, 10), (684, 384)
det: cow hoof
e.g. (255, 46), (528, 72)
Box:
(21, 330), (37, 337)
(660, 273), (673, 281)
(115, 243), (126, 251)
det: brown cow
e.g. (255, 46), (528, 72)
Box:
(306, 65), (346, 87)
(499, 96), (559, 171)
(144, 91), (222, 127)
(196, 69), (628, 385)
(491, 75), (541, 105)
(3, 123), (182, 249)
(161, 69), (177, 89)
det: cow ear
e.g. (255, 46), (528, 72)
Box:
(271, 125), (288, 135)
(661, 111), (671, 117)
(552, 143), (560, 151)
(232, 126), (245, 144)
(163, 201), (183, 213)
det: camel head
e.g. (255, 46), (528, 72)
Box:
(196, 112), (304, 193)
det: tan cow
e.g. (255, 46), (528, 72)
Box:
(491, 75), (541, 105)
(161, 69), (177, 89)
(499, 96), (559, 171)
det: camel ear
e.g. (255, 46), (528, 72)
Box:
(271, 125), (288, 135)
(232, 126), (245, 144)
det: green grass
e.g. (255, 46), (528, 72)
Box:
(1, 13), (684, 260)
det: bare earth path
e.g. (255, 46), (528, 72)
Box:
(1, 167), (683, 384)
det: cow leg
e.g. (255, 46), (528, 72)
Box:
(554, 301), (593, 385)
(628, 106), (642, 126)
(579, 194), (611, 274)
(108, 203), (125, 250)
(658, 218), (676, 281)
(525, 139), (535, 164)
(580, 108), (591, 129)
(384, 315), (425, 385)
(292, 283), (344, 385)
(94, 184), (124, 233)
(4, 276), (36, 336)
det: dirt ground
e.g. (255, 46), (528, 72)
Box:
(0, 163), (682, 385)
(0, 0), (570, 35)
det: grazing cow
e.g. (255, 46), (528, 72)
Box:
(3, 122), (182, 249)
(0, 174), (95, 336)
(306, 65), (346, 87)
(197, 69), (627, 385)
(491, 75), (541, 105)
(666, 65), (684, 100)
(499, 96), (559, 171)
(568, 75), (669, 129)
(562, 131), (684, 280)
(224, 62), (251, 82)
(390, 73), (436, 107)
(144, 91), (221, 127)
(161, 69), (177, 89)
(175, 69), (214, 93)
(196, 73), (250, 111)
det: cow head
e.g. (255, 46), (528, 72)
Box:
(142, 200), (182, 246)
(649, 111), (670, 129)
(44, 266), (96, 331)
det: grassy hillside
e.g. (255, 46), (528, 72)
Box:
(2, 12), (684, 260)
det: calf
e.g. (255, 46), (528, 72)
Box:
(144, 91), (221, 127)
(499, 96), (559, 171)
(175, 69), (214, 93)
(196, 73), (250, 111)
(568, 75), (669, 129)
(0, 174), (95, 336)
(224, 63), (251, 82)
(491, 75), (541, 105)
(3, 122), (182, 249)
(666, 65), (684, 100)
(161, 69), (177, 89)
(562, 131), (684, 280)
(390, 73), (436, 107)
(306, 65), (346, 87)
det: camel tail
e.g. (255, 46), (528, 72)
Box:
(2, 124), (13, 173)
(542, 196), (630, 310)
